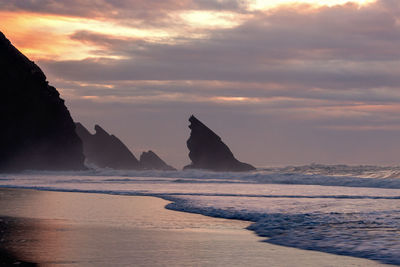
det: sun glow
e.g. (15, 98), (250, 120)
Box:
(1, 0), (377, 61)
(180, 11), (245, 28)
(1, 11), (172, 60)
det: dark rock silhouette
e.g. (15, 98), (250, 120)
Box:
(75, 123), (141, 169)
(184, 115), (256, 172)
(0, 32), (85, 171)
(76, 123), (176, 171)
(140, 150), (176, 171)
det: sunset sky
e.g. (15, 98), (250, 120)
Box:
(2, 0), (400, 168)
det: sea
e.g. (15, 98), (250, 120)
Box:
(1, 164), (399, 265)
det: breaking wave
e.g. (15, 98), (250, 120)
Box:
(1, 164), (400, 265)
(8, 163), (400, 189)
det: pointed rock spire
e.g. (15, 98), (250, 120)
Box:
(75, 123), (141, 169)
(184, 115), (255, 172)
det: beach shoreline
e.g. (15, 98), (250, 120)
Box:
(0, 188), (394, 266)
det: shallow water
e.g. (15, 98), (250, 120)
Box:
(0, 189), (392, 266)
(1, 166), (400, 265)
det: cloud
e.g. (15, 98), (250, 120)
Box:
(5, 0), (400, 165)
(32, 0), (400, 128)
(0, 0), (249, 23)
(35, 1), (399, 86)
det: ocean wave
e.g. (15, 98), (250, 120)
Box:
(262, 163), (400, 179)
(2, 164), (400, 264)
(0, 180), (399, 265)
(4, 164), (400, 189)
(165, 196), (400, 266)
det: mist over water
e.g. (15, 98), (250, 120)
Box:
(1, 164), (400, 265)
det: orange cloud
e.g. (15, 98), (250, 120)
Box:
(0, 10), (173, 60)
(1, 11), (96, 60)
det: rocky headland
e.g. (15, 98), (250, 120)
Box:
(0, 32), (85, 171)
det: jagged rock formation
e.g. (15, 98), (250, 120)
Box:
(0, 32), (85, 171)
(184, 115), (256, 172)
(140, 150), (176, 171)
(76, 123), (176, 171)
(75, 123), (141, 169)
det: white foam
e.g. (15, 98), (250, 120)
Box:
(1, 164), (400, 264)
(6, 163), (400, 189)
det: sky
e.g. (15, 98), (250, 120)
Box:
(2, 0), (400, 168)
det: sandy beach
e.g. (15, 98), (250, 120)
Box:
(0, 188), (394, 266)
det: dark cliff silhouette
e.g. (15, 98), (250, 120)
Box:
(0, 32), (85, 171)
(140, 151), (176, 171)
(75, 123), (176, 171)
(184, 115), (256, 172)
(75, 123), (141, 169)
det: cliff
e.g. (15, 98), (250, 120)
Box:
(140, 150), (176, 171)
(184, 115), (255, 172)
(75, 123), (141, 169)
(0, 32), (85, 171)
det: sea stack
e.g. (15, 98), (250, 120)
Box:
(0, 32), (85, 171)
(184, 115), (256, 172)
(75, 123), (141, 169)
(140, 151), (176, 171)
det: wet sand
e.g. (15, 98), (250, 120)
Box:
(0, 188), (393, 266)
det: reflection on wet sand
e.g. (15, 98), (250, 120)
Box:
(0, 189), (392, 266)
(0, 216), (37, 266)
